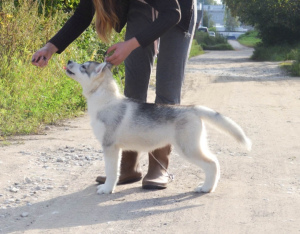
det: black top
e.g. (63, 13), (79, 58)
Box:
(49, 0), (193, 54)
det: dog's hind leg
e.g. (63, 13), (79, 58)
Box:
(176, 122), (220, 193)
(193, 151), (220, 193)
(97, 146), (121, 194)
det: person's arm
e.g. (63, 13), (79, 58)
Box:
(49, 0), (95, 54)
(32, 0), (94, 67)
(106, 0), (181, 65)
(136, 0), (181, 47)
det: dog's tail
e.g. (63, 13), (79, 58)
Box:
(194, 106), (252, 151)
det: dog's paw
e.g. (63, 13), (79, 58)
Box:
(97, 184), (114, 194)
(194, 185), (213, 193)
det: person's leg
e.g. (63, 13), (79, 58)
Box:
(124, 1), (155, 102)
(142, 1), (197, 189)
(155, 6), (196, 104)
(96, 151), (142, 184)
(96, 1), (155, 185)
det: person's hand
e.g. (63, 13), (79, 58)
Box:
(105, 37), (140, 65)
(31, 43), (58, 68)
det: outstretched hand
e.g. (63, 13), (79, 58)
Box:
(31, 43), (58, 68)
(105, 37), (140, 65)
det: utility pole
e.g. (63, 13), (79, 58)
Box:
(200, 0), (204, 27)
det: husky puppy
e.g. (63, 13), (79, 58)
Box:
(64, 61), (251, 194)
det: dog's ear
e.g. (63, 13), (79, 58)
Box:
(95, 62), (113, 75)
(95, 63), (105, 75)
(104, 62), (113, 70)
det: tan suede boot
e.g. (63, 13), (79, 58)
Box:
(142, 145), (172, 190)
(96, 151), (142, 185)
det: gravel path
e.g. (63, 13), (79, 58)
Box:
(1, 41), (299, 233)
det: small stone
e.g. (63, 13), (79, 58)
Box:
(24, 177), (32, 184)
(10, 187), (19, 193)
(45, 126), (51, 130)
(60, 185), (68, 190)
(56, 158), (64, 163)
(19, 151), (31, 155)
(85, 156), (91, 161)
(21, 212), (29, 217)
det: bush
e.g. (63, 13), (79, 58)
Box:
(252, 42), (300, 76)
(0, 0), (125, 136)
(290, 61), (300, 76)
(194, 31), (233, 50)
(203, 44), (233, 50)
(252, 44), (300, 61)
(223, 0), (300, 46)
(289, 49), (300, 76)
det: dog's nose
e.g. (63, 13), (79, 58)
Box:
(68, 60), (73, 65)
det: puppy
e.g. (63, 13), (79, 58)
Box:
(64, 61), (251, 194)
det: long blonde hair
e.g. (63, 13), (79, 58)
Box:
(92, 0), (119, 43)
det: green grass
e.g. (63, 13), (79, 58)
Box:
(0, 0), (124, 136)
(250, 35), (300, 76)
(252, 44), (300, 61)
(189, 40), (204, 58)
(281, 59), (300, 77)
(0, 0), (205, 137)
(202, 43), (233, 50)
(238, 31), (261, 47)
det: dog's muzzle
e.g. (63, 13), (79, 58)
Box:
(64, 61), (75, 75)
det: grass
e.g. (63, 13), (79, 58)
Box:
(0, 0), (124, 137)
(253, 44), (300, 76)
(281, 59), (300, 77)
(0, 0), (205, 137)
(189, 40), (204, 58)
(238, 31), (300, 76)
(238, 31), (261, 47)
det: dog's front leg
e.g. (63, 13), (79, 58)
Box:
(97, 146), (121, 194)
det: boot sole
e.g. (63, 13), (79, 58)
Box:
(96, 176), (142, 185)
(142, 184), (167, 190)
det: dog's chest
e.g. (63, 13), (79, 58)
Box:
(89, 102), (127, 145)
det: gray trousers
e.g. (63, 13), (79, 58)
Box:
(124, 0), (196, 105)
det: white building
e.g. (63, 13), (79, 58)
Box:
(197, 3), (253, 36)
(203, 5), (225, 26)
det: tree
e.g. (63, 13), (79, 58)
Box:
(224, 7), (239, 31)
(202, 11), (215, 28)
(222, 0), (300, 45)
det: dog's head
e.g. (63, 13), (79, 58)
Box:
(65, 60), (113, 82)
(64, 61), (113, 97)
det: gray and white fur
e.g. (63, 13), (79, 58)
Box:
(65, 61), (252, 194)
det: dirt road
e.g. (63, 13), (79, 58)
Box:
(1, 42), (299, 233)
